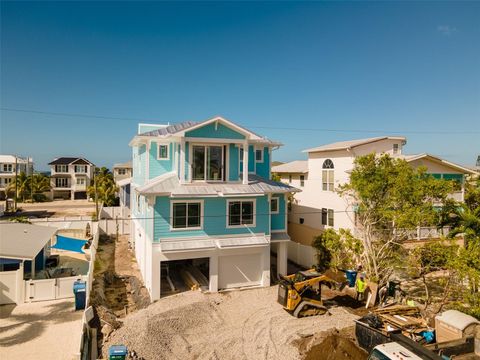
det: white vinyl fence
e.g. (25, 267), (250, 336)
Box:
(287, 241), (317, 268)
(0, 268), (23, 305)
(25, 275), (88, 302)
(99, 206), (130, 235)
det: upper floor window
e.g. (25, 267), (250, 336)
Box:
(158, 144), (169, 160)
(172, 201), (202, 229)
(321, 208), (334, 227)
(55, 165), (68, 173)
(322, 159), (334, 191)
(255, 149), (263, 162)
(55, 178), (69, 188)
(288, 175), (292, 184)
(270, 197), (279, 214)
(192, 145), (224, 181)
(300, 175), (305, 187)
(118, 168), (127, 175)
(228, 200), (255, 227)
(2, 164), (13, 172)
(75, 165), (87, 173)
(76, 178), (86, 185)
(393, 144), (399, 154)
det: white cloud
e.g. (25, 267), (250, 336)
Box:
(437, 25), (458, 36)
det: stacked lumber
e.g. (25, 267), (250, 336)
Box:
(187, 266), (209, 289)
(180, 269), (201, 291)
(374, 305), (429, 335)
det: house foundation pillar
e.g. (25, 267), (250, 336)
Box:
(277, 242), (288, 277)
(209, 254), (218, 292)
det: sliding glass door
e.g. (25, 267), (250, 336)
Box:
(192, 145), (224, 181)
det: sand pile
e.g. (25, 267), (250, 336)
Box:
(104, 286), (359, 360)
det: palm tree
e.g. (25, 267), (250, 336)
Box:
(6, 172), (30, 203)
(30, 174), (51, 201)
(448, 205), (480, 245)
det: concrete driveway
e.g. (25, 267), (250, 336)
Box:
(0, 298), (83, 360)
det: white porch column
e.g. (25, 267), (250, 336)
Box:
(277, 242), (288, 277)
(242, 141), (249, 185)
(180, 139), (186, 184)
(209, 254), (218, 292)
(152, 258), (161, 300)
(261, 246), (270, 287)
(146, 140), (151, 180)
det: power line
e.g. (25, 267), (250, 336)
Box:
(2, 107), (478, 135)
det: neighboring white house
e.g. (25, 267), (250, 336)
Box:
(113, 161), (132, 183)
(272, 136), (476, 247)
(0, 155), (34, 200)
(48, 157), (95, 200)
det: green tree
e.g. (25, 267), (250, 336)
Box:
(6, 172), (30, 202)
(313, 228), (363, 270)
(30, 174), (51, 201)
(87, 167), (118, 209)
(339, 154), (453, 285)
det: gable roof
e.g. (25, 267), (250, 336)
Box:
(398, 153), (476, 174)
(48, 157), (94, 165)
(113, 161), (132, 169)
(303, 136), (406, 153)
(131, 116), (281, 146)
(272, 160), (308, 174)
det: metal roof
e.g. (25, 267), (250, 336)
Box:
(270, 232), (291, 242)
(48, 157), (93, 165)
(116, 177), (132, 187)
(113, 161), (132, 169)
(303, 136), (406, 153)
(140, 121), (199, 136)
(0, 223), (58, 260)
(160, 239), (216, 252)
(136, 173), (300, 196)
(396, 153), (476, 174)
(158, 234), (268, 252)
(272, 160), (308, 174)
(216, 236), (269, 248)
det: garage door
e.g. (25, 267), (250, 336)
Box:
(218, 254), (262, 290)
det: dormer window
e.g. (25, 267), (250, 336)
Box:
(158, 144), (169, 160)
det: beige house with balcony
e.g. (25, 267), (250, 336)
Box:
(48, 157), (94, 200)
(273, 136), (475, 248)
(113, 161), (132, 183)
(0, 155), (34, 200)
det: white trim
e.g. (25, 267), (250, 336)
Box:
(226, 144), (230, 182)
(226, 198), (256, 229)
(146, 141), (151, 180)
(184, 137), (244, 144)
(242, 141), (249, 184)
(178, 116), (253, 139)
(270, 196), (279, 214)
(157, 143), (170, 160)
(284, 194), (288, 230)
(169, 199), (204, 231)
(180, 139), (186, 184)
(158, 232), (266, 243)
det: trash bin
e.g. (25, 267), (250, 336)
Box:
(109, 345), (128, 360)
(345, 270), (357, 287)
(73, 280), (86, 311)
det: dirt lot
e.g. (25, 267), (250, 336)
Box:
(102, 286), (365, 360)
(15, 199), (95, 217)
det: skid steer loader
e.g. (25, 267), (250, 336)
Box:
(278, 268), (337, 317)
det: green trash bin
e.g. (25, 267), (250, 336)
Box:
(108, 345), (127, 360)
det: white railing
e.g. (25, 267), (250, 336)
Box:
(403, 226), (451, 241)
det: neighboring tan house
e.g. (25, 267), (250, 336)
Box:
(113, 161), (132, 209)
(130, 116), (298, 300)
(272, 136), (476, 248)
(0, 155), (34, 200)
(48, 157), (94, 200)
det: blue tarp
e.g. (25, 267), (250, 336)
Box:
(51, 235), (87, 254)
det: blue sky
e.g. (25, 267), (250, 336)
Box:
(1, 1), (479, 171)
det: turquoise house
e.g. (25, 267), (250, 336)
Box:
(129, 116), (299, 300)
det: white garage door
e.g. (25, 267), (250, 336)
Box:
(218, 254), (262, 290)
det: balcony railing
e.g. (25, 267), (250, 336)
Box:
(403, 226), (451, 241)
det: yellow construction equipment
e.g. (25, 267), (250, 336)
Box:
(277, 268), (337, 317)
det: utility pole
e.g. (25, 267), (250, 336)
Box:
(29, 157), (33, 202)
(14, 156), (18, 211)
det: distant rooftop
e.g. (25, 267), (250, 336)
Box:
(140, 121), (198, 136)
(272, 160), (308, 174)
(113, 161), (132, 168)
(48, 157), (93, 165)
(303, 136), (406, 153)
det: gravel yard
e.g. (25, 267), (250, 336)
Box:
(103, 286), (360, 360)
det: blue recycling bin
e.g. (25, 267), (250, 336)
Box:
(109, 345), (128, 360)
(345, 270), (357, 288)
(73, 280), (86, 310)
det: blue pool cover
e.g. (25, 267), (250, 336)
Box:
(51, 235), (87, 253)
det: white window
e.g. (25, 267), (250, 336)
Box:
(322, 159), (334, 191)
(158, 144), (169, 160)
(300, 175), (305, 187)
(74, 165), (87, 173)
(227, 199), (255, 227)
(76, 178), (86, 185)
(171, 201), (202, 230)
(2, 164), (13, 172)
(3, 178), (12, 185)
(192, 145), (224, 181)
(118, 168), (127, 175)
(55, 165), (68, 173)
(321, 208), (334, 227)
(271, 197), (279, 214)
(255, 148), (263, 162)
(55, 178), (69, 188)
(393, 143), (399, 154)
